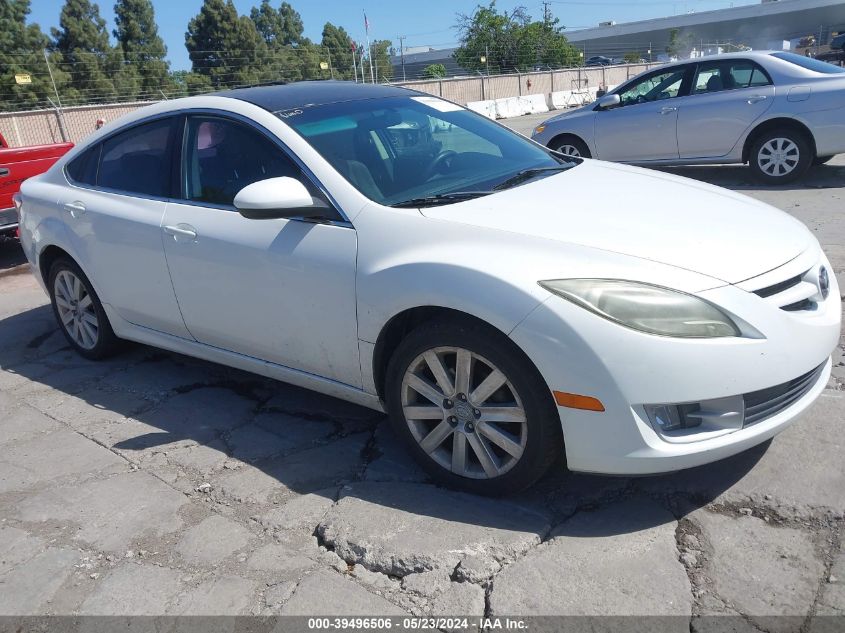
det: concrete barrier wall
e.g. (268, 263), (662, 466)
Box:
(0, 64), (658, 147)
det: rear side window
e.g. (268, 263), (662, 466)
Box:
(693, 60), (771, 94)
(98, 118), (176, 197)
(182, 116), (303, 207)
(771, 52), (845, 74)
(65, 145), (100, 186)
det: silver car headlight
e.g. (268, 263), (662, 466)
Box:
(539, 279), (741, 338)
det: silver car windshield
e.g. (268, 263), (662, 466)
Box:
(282, 96), (571, 206)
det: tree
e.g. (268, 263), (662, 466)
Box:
(321, 22), (354, 79)
(51, 0), (117, 103)
(623, 51), (641, 64)
(0, 0), (57, 111)
(114, 0), (172, 97)
(278, 2), (304, 46)
(665, 28), (694, 59)
(421, 63), (446, 79)
(369, 39), (393, 81)
(185, 0), (266, 90)
(453, 2), (578, 73)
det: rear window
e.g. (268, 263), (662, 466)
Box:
(771, 52), (845, 74)
(65, 145), (100, 186)
(98, 118), (176, 197)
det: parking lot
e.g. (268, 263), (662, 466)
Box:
(0, 115), (843, 627)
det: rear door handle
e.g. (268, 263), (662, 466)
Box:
(0, 168), (9, 177)
(659, 106), (678, 114)
(163, 224), (198, 241)
(747, 95), (768, 104)
(61, 201), (86, 218)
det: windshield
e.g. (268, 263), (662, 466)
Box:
(771, 52), (845, 75)
(282, 95), (571, 206)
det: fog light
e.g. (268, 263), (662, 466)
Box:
(644, 404), (694, 432)
(644, 395), (745, 437)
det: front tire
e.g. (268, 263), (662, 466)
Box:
(749, 129), (812, 184)
(549, 136), (591, 159)
(813, 155), (835, 166)
(49, 258), (120, 360)
(385, 317), (563, 496)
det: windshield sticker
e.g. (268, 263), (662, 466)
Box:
(411, 96), (463, 113)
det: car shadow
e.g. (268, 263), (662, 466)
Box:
(654, 162), (845, 191)
(0, 303), (767, 539)
(0, 237), (26, 273)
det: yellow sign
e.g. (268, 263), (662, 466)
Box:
(319, 61), (329, 70)
(480, 56), (486, 63)
(14, 73), (32, 85)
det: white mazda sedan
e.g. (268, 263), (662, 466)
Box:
(16, 82), (840, 495)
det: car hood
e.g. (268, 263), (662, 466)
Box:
(421, 160), (813, 285)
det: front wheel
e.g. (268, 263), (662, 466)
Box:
(385, 318), (563, 495)
(49, 258), (121, 360)
(748, 129), (812, 184)
(549, 136), (591, 159)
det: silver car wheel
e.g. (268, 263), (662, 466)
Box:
(757, 138), (800, 178)
(54, 270), (99, 350)
(400, 346), (528, 480)
(556, 144), (581, 157)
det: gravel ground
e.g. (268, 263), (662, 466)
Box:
(0, 118), (843, 627)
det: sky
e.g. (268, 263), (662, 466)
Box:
(28, 0), (760, 71)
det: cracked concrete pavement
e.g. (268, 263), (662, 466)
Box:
(0, 127), (843, 626)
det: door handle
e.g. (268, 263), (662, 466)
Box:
(0, 168), (9, 177)
(61, 201), (86, 218)
(747, 95), (768, 104)
(659, 106), (678, 114)
(163, 224), (198, 241)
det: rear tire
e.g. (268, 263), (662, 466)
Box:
(748, 128), (812, 184)
(549, 136), (591, 159)
(48, 258), (121, 360)
(385, 317), (563, 496)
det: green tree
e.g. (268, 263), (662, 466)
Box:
(0, 0), (59, 111)
(665, 28), (694, 58)
(278, 2), (304, 46)
(421, 63), (446, 79)
(320, 22), (354, 79)
(369, 39), (393, 81)
(454, 2), (578, 73)
(114, 0), (172, 98)
(623, 51), (641, 64)
(186, 0), (266, 90)
(51, 0), (117, 104)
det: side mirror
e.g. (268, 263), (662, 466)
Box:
(234, 177), (332, 221)
(597, 94), (621, 110)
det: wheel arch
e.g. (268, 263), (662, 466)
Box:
(38, 244), (75, 287)
(547, 132), (591, 157)
(371, 306), (554, 404)
(742, 117), (817, 163)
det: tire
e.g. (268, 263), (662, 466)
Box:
(385, 317), (563, 496)
(48, 257), (121, 360)
(813, 155), (835, 166)
(748, 128), (813, 184)
(549, 135), (591, 159)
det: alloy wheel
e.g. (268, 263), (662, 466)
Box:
(757, 138), (800, 177)
(400, 346), (528, 479)
(556, 144), (581, 157)
(54, 269), (99, 350)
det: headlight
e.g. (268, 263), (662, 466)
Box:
(539, 279), (740, 338)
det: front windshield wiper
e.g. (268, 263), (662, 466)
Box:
(390, 191), (492, 208)
(492, 164), (576, 191)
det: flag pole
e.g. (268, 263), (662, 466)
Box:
(364, 10), (375, 83)
(351, 42), (358, 83)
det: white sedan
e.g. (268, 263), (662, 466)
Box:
(532, 51), (845, 184)
(16, 82), (840, 495)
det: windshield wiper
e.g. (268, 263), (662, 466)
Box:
(492, 164), (576, 191)
(390, 191), (492, 208)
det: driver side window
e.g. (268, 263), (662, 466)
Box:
(618, 68), (687, 107)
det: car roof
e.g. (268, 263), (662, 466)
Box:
(213, 80), (420, 114)
(657, 50), (779, 70)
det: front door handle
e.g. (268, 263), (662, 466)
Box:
(747, 95), (768, 104)
(61, 201), (86, 218)
(0, 168), (9, 177)
(163, 224), (198, 241)
(659, 106), (678, 115)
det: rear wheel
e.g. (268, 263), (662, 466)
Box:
(385, 317), (563, 495)
(49, 258), (120, 360)
(748, 128), (812, 184)
(549, 136), (591, 159)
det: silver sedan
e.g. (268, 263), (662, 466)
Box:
(532, 51), (845, 184)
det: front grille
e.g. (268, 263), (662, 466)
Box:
(743, 363), (825, 427)
(0, 207), (17, 228)
(753, 274), (803, 298)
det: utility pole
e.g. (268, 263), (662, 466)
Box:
(542, 1), (552, 26)
(364, 10), (375, 83)
(398, 35), (406, 81)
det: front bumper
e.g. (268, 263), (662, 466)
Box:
(509, 250), (841, 475)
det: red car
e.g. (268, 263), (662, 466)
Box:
(1, 132), (74, 238)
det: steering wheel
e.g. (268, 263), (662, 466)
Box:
(422, 150), (458, 181)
